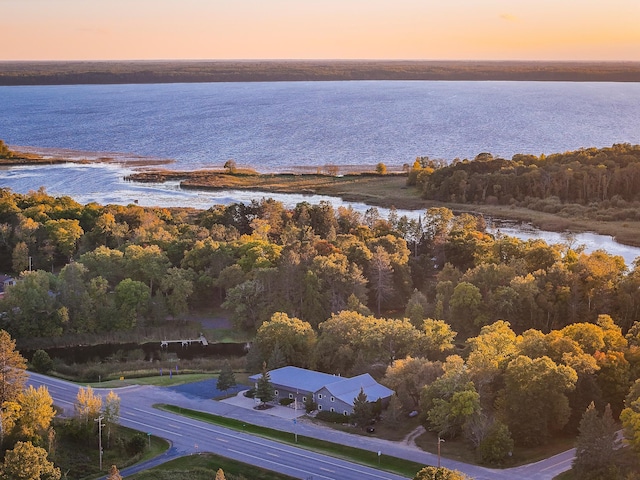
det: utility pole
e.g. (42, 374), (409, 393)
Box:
(95, 415), (104, 471)
(437, 436), (445, 468)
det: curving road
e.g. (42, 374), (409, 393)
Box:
(27, 372), (574, 480)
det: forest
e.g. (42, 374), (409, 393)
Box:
(413, 143), (640, 220)
(1, 184), (640, 474)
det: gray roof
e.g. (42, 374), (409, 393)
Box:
(322, 373), (394, 405)
(249, 366), (342, 393)
(249, 367), (394, 406)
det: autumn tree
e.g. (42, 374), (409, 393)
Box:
(103, 390), (121, 446)
(0, 329), (27, 405)
(383, 356), (443, 411)
(413, 466), (471, 480)
(106, 465), (123, 480)
(74, 386), (102, 426)
(14, 385), (55, 442)
(0, 441), (61, 480)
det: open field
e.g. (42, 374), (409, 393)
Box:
(2, 60), (640, 85)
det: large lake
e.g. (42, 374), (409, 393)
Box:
(1, 81), (640, 264)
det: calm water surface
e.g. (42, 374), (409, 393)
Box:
(1, 81), (639, 169)
(1, 81), (639, 264)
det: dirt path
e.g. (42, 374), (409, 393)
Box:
(402, 425), (425, 449)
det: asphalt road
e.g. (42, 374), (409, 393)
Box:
(27, 372), (574, 480)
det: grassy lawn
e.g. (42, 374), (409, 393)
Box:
(52, 422), (169, 480)
(157, 404), (426, 478)
(86, 373), (218, 388)
(414, 429), (576, 468)
(127, 452), (297, 480)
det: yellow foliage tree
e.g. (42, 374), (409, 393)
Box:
(16, 385), (55, 441)
(0, 441), (61, 480)
(74, 386), (102, 425)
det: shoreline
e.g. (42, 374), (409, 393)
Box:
(2, 60), (640, 86)
(5, 147), (640, 249)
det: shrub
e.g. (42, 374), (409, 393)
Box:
(244, 388), (256, 398)
(279, 398), (294, 406)
(316, 410), (349, 424)
(127, 433), (147, 456)
(31, 349), (54, 373)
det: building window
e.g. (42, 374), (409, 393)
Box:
(317, 394), (323, 399)
(318, 405), (323, 410)
(330, 396), (335, 402)
(274, 390), (279, 396)
(289, 393), (293, 399)
(302, 396), (307, 402)
(343, 411), (349, 416)
(330, 407), (335, 412)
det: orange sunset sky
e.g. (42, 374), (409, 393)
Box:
(1, 0), (640, 61)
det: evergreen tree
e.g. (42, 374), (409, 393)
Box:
(351, 387), (373, 428)
(256, 363), (275, 406)
(216, 360), (237, 394)
(573, 402), (621, 479)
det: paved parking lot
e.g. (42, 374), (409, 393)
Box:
(221, 389), (306, 419)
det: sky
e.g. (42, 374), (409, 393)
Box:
(2, 0), (640, 61)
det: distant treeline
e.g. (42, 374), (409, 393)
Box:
(413, 143), (640, 219)
(1, 60), (640, 85)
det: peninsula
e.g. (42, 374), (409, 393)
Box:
(2, 60), (640, 86)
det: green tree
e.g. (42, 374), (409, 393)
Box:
(160, 267), (194, 318)
(123, 244), (171, 292)
(30, 350), (53, 374)
(351, 387), (373, 428)
(573, 402), (621, 480)
(254, 312), (317, 368)
(421, 318), (456, 358)
(478, 421), (514, 465)
(0, 329), (28, 405)
(114, 278), (150, 329)
(499, 355), (577, 446)
(1, 271), (64, 338)
(216, 360), (237, 394)
(256, 363), (275, 406)
(413, 466), (471, 480)
(12, 241), (29, 273)
(0, 441), (61, 480)
(383, 356), (443, 411)
(420, 356), (480, 439)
